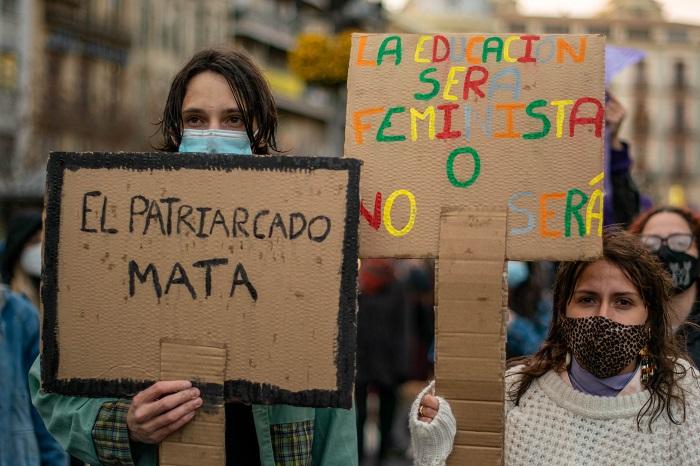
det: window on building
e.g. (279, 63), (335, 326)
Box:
(0, 52), (17, 89)
(509, 23), (526, 33)
(587, 26), (610, 36)
(173, 3), (183, 51)
(140, 2), (150, 46)
(78, 57), (91, 110)
(635, 60), (647, 88)
(673, 143), (685, 177)
(268, 48), (287, 69)
(160, 15), (168, 50)
(674, 102), (685, 131)
(633, 101), (649, 136)
(45, 51), (61, 104)
(673, 61), (686, 90)
(108, 63), (121, 113)
(165, 15), (176, 51)
(0, 0), (17, 15)
(107, 0), (121, 27)
(544, 24), (569, 34)
(668, 28), (687, 43)
(627, 28), (650, 41)
(84, 0), (92, 22)
(0, 134), (13, 176)
(277, 1), (294, 22)
(196, 4), (206, 49)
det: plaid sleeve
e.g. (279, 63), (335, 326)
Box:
(92, 400), (136, 465)
(271, 420), (314, 465)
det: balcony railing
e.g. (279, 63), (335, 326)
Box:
(44, 1), (131, 50)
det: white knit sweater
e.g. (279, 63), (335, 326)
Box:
(410, 360), (700, 466)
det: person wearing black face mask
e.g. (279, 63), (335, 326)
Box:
(643, 232), (698, 294)
(629, 206), (700, 367)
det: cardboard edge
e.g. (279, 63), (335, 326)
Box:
(52, 151), (362, 174)
(334, 160), (360, 409)
(41, 377), (351, 409)
(41, 153), (64, 390)
(41, 152), (361, 410)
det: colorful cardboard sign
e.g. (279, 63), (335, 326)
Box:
(41, 152), (360, 409)
(345, 33), (605, 260)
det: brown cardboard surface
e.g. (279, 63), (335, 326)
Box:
(435, 207), (507, 465)
(436, 357), (503, 382)
(436, 301), (504, 334)
(433, 380), (503, 402)
(449, 400), (503, 432)
(345, 33), (604, 260)
(449, 446), (502, 465)
(41, 153), (360, 408)
(160, 341), (226, 466)
(437, 333), (502, 359)
(454, 431), (503, 448)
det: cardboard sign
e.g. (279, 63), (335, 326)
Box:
(435, 207), (507, 465)
(345, 33), (604, 260)
(41, 152), (360, 409)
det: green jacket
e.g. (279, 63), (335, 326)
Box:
(29, 357), (357, 465)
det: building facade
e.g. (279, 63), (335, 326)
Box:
(0, 0), (230, 207)
(0, 0), (358, 211)
(0, 0), (25, 196)
(128, 0), (229, 150)
(390, 0), (700, 207)
(0, 0), (137, 204)
(231, 0), (339, 156)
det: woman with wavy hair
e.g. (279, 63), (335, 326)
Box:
(410, 230), (700, 465)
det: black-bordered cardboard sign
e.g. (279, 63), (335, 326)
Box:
(41, 152), (360, 409)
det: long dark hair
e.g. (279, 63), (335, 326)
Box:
(508, 229), (691, 431)
(157, 48), (279, 154)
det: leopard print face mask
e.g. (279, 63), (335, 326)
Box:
(561, 316), (648, 379)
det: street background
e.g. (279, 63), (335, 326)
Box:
(1, 0), (699, 464)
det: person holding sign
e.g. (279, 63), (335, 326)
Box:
(629, 206), (700, 367)
(409, 230), (700, 465)
(29, 49), (357, 466)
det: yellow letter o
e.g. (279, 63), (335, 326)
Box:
(383, 189), (416, 237)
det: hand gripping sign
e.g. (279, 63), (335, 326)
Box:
(345, 33), (604, 464)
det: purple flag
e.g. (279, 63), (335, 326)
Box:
(605, 45), (646, 85)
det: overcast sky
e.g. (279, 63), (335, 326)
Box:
(519, 0), (700, 25)
(384, 0), (700, 25)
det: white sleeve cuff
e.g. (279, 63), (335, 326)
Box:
(409, 381), (457, 466)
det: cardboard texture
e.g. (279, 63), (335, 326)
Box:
(159, 341), (226, 466)
(41, 152), (360, 409)
(435, 207), (507, 466)
(345, 33), (605, 260)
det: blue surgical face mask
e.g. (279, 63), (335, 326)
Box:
(178, 128), (253, 155)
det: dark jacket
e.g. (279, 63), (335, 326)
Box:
(608, 141), (641, 228)
(356, 282), (409, 387)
